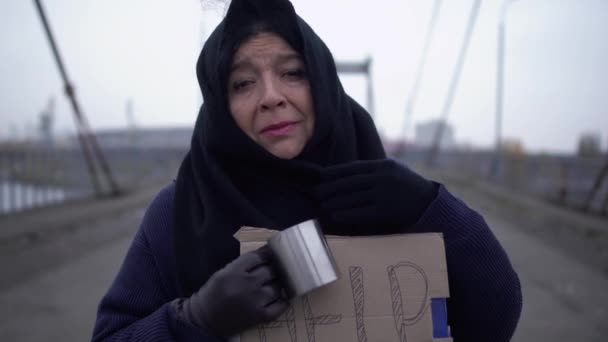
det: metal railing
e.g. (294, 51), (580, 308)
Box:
(3, 142), (605, 217)
(394, 147), (608, 216)
(0, 143), (186, 215)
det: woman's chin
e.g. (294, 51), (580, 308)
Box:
(265, 141), (305, 160)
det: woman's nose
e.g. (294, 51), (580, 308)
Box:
(259, 78), (286, 111)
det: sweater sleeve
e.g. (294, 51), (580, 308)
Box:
(413, 184), (523, 342)
(92, 185), (222, 342)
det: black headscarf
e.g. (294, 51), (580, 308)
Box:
(173, 0), (386, 296)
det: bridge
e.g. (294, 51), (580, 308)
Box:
(0, 144), (606, 341)
(1, 1), (607, 340)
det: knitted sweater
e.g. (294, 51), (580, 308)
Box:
(92, 183), (522, 341)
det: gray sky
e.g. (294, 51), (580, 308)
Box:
(1, 0), (607, 153)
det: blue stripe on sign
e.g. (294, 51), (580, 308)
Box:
(431, 298), (450, 338)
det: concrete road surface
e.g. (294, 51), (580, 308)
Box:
(491, 216), (607, 341)
(0, 183), (606, 341)
(0, 209), (141, 341)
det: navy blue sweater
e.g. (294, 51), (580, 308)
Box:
(92, 183), (522, 341)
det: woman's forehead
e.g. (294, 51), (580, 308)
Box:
(231, 32), (302, 67)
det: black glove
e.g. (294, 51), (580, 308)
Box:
(314, 159), (438, 234)
(177, 245), (288, 337)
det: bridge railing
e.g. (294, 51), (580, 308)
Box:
(3, 142), (605, 217)
(393, 147), (608, 216)
(0, 143), (186, 215)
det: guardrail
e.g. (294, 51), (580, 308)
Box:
(0, 143), (186, 215)
(2, 142), (605, 217)
(394, 148), (608, 216)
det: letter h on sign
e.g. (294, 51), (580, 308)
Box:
(255, 262), (429, 342)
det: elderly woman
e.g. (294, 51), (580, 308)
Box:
(92, 0), (522, 341)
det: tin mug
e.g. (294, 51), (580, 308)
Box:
(267, 219), (339, 297)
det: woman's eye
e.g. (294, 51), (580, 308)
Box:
(283, 69), (307, 80)
(232, 80), (254, 92)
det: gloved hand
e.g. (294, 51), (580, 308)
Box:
(178, 245), (288, 337)
(314, 159), (438, 234)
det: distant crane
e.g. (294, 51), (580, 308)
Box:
(39, 97), (55, 146)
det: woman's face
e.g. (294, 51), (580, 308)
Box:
(228, 32), (315, 159)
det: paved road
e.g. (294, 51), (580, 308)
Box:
(0, 185), (606, 341)
(0, 209), (142, 341)
(489, 215), (607, 341)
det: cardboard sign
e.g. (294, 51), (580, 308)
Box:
(235, 227), (452, 342)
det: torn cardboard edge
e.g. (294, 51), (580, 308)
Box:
(234, 226), (452, 342)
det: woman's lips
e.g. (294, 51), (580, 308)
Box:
(260, 121), (298, 137)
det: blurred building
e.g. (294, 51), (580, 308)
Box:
(415, 119), (455, 149)
(68, 127), (193, 150)
(577, 132), (602, 157)
(501, 138), (525, 156)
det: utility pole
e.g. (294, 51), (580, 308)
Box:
(33, 0), (121, 196)
(491, 0), (519, 177)
(126, 98), (138, 148)
(365, 57), (375, 118)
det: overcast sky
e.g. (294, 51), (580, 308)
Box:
(1, 0), (607, 153)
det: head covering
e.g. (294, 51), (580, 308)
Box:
(173, 0), (386, 296)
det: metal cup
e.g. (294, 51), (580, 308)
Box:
(268, 219), (339, 297)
